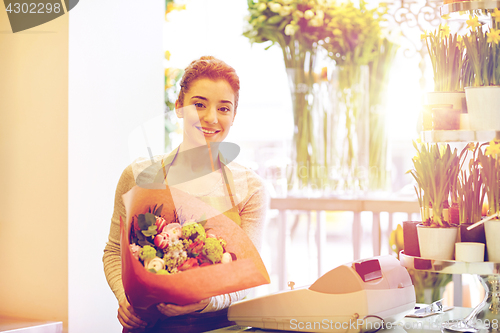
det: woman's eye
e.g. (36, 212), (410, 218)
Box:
(219, 106), (230, 113)
(194, 102), (205, 109)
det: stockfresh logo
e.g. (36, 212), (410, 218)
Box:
(4, 0), (78, 33)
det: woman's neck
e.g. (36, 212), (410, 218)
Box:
(176, 142), (220, 174)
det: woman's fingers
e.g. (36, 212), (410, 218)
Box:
(118, 298), (148, 329)
(157, 298), (210, 317)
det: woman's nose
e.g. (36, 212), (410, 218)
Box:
(203, 106), (218, 124)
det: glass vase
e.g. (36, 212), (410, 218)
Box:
(282, 41), (327, 196)
(330, 64), (370, 192)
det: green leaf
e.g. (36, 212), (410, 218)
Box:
(142, 224), (158, 237)
(148, 269), (157, 274)
(154, 204), (164, 216)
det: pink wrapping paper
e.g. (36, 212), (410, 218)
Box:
(120, 185), (270, 329)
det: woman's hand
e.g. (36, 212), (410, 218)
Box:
(157, 298), (210, 317)
(118, 298), (148, 330)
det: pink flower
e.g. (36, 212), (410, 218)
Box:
(130, 243), (142, 260)
(155, 216), (167, 233)
(164, 223), (182, 242)
(155, 232), (170, 249)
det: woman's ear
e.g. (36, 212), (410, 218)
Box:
(175, 100), (183, 118)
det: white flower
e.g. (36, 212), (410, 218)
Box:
(221, 252), (233, 264)
(146, 257), (165, 272)
(304, 10), (314, 20)
(269, 2), (282, 13)
(279, 5), (293, 16)
(257, 2), (267, 11)
(285, 24), (297, 36)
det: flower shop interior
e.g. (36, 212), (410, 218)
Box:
(1, 0), (500, 332)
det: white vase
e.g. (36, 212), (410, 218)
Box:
(424, 91), (466, 111)
(485, 219), (500, 262)
(417, 225), (458, 260)
(465, 86), (500, 131)
(455, 242), (485, 262)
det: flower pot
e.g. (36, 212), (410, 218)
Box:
(403, 221), (421, 257)
(455, 242), (485, 262)
(425, 91), (466, 112)
(417, 224), (458, 260)
(433, 108), (461, 130)
(485, 218), (500, 262)
(465, 86), (500, 131)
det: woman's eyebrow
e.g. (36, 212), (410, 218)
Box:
(190, 96), (233, 105)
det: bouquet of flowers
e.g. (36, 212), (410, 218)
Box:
(129, 204), (234, 275)
(120, 185), (270, 328)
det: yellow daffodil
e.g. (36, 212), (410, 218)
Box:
(491, 8), (500, 18)
(440, 24), (451, 37)
(389, 224), (404, 256)
(164, 50), (171, 61)
(485, 140), (500, 156)
(487, 28), (500, 44)
(466, 142), (476, 152)
(420, 30), (428, 40)
(466, 15), (481, 29)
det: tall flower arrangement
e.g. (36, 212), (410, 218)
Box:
(322, 1), (387, 190)
(368, 37), (399, 191)
(244, 0), (331, 191)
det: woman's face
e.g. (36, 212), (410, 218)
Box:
(176, 78), (236, 146)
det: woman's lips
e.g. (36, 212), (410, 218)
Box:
(196, 126), (221, 136)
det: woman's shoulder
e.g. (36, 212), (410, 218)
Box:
(225, 160), (266, 192)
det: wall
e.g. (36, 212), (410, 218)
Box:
(68, 1), (164, 332)
(0, 1), (164, 332)
(0, 5), (69, 328)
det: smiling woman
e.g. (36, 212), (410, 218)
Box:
(103, 56), (269, 333)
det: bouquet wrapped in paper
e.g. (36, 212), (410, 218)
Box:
(120, 185), (270, 328)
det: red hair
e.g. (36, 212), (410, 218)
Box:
(177, 56), (240, 112)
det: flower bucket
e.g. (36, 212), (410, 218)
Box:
(417, 224), (458, 260)
(485, 218), (500, 262)
(465, 86), (500, 131)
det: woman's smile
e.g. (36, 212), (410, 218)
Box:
(196, 126), (222, 136)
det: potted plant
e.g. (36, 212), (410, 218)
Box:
(477, 140), (500, 262)
(455, 143), (486, 243)
(422, 24), (468, 129)
(408, 141), (459, 260)
(462, 15), (500, 130)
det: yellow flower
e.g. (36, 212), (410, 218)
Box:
(466, 15), (481, 29)
(320, 67), (328, 81)
(420, 30), (428, 40)
(164, 50), (171, 61)
(269, 2), (282, 13)
(491, 8), (500, 18)
(487, 29), (500, 44)
(304, 9), (314, 20)
(485, 140), (500, 156)
(389, 224), (404, 255)
(465, 142), (476, 152)
(440, 24), (451, 37)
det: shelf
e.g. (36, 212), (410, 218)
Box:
(421, 130), (500, 142)
(440, 0), (500, 17)
(400, 251), (500, 275)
